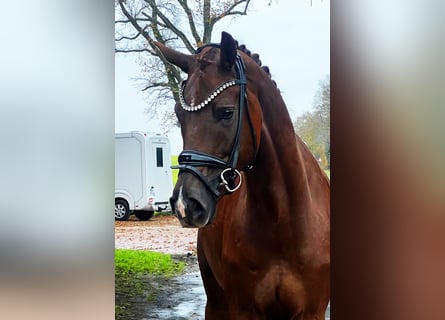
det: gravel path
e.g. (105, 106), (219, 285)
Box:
(115, 215), (198, 255)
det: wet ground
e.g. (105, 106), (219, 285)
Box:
(116, 215), (330, 319)
(144, 271), (205, 319)
(143, 267), (330, 320)
(143, 254), (204, 320)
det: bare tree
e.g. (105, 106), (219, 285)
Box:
(115, 0), (255, 126)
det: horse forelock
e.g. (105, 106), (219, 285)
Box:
(195, 47), (219, 71)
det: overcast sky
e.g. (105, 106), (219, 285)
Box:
(115, 0), (330, 154)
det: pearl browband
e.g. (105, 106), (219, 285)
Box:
(179, 79), (238, 112)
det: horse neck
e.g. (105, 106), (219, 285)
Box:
(244, 84), (319, 211)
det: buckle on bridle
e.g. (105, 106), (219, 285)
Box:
(220, 168), (242, 193)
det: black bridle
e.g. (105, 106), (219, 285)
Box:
(172, 44), (258, 198)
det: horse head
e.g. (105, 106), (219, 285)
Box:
(155, 32), (262, 227)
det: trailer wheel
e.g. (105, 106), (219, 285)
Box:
(135, 211), (154, 221)
(115, 199), (130, 221)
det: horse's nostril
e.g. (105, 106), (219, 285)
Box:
(187, 197), (210, 225)
(188, 197), (205, 213)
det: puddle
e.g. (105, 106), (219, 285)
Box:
(143, 271), (205, 320)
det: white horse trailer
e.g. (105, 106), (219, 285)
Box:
(115, 132), (173, 221)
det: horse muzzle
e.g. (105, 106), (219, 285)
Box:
(169, 184), (216, 228)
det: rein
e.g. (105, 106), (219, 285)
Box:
(172, 44), (258, 198)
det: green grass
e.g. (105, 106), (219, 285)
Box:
(115, 249), (185, 320)
(115, 249), (184, 276)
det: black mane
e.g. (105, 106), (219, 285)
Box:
(235, 41), (277, 88)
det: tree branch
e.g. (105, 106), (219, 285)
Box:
(211, 0), (251, 24)
(177, 0), (201, 46)
(145, 0), (195, 53)
(115, 48), (151, 53)
(115, 19), (131, 24)
(115, 32), (142, 42)
(203, 0), (211, 42)
(118, 1), (149, 41)
(141, 82), (169, 91)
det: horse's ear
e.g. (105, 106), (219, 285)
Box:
(153, 41), (192, 74)
(219, 32), (237, 71)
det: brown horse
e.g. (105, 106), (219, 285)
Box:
(155, 32), (330, 319)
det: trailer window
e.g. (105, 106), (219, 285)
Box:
(156, 147), (163, 167)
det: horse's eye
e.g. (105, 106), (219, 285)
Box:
(217, 108), (234, 121)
